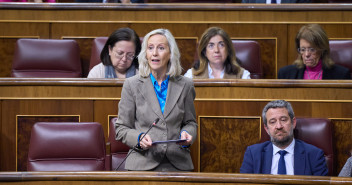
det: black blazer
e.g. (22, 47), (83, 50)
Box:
(278, 64), (351, 79)
(242, 0), (311, 3)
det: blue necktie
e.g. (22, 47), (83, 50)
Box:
(271, 0), (277, 3)
(278, 150), (287, 175)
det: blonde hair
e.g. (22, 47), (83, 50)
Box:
(294, 24), (334, 69)
(138, 29), (182, 78)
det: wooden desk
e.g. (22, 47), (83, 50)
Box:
(1, 171), (351, 185)
(0, 78), (352, 176)
(1, 3), (352, 78)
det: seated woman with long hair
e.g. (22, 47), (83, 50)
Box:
(184, 27), (250, 79)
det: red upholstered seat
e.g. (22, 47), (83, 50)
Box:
(232, 40), (263, 79)
(260, 118), (335, 176)
(27, 122), (107, 171)
(329, 40), (352, 78)
(12, 39), (82, 78)
(109, 117), (130, 171)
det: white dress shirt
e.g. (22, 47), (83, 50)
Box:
(271, 138), (295, 175)
(266, 0), (281, 3)
(184, 63), (251, 79)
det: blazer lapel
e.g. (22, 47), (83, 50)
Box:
(297, 67), (305, 79)
(163, 76), (185, 119)
(262, 143), (273, 174)
(322, 67), (332, 79)
(138, 76), (163, 119)
(294, 140), (306, 175)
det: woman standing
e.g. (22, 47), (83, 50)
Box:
(115, 28), (197, 171)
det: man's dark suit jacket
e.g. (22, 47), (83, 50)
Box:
(240, 140), (328, 176)
(278, 64), (351, 79)
(242, 0), (311, 3)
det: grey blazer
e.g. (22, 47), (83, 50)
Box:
(115, 75), (197, 171)
(242, 0), (311, 3)
(339, 156), (352, 177)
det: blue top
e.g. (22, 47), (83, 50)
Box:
(150, 73), (170, 114)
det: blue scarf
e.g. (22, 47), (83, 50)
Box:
(104, 64), (136, 78)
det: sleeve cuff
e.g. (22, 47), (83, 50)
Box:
(179, 130), (191, 148)
(137, 132), (145, 148)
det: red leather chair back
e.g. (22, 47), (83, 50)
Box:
(329, 40), (352, 78)
(260, 118), (335, 176)
(109, 117), (130, 171)
(28, 122), (106, 171)
(232, 40), (263, 79)
(12, 39), (82, 78)
(89, 37), (108, 71)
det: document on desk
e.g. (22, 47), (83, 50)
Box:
(152, 139), (186, 145)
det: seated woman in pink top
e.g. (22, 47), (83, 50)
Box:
(278, 24), (350, 80)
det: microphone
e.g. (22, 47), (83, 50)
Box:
(114, 118), (160, 171)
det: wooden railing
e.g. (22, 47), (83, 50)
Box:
(1, 171), (350, 185)
(1, 3), (352, 78)
(0, 78), (352, 175)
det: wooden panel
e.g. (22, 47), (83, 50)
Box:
(1, 4), (352, 23)
(65, 38), (94, 78)
(51, 23), (130, 39)
(16, 116), (79, 171)
(175, 38), (198, 74)
(199, 117), (260, 173)
(0, 22), (49, 77)
(195, 86), (352, 100)
(1, 100), (93, 171)
(130, 23), (207, 38)
(331, 119), (352, 174)
(0, 23), (49, 38)
(0, 5), (352, 78)
(0, 38), (17, 78)
(94, 100), (119, 141)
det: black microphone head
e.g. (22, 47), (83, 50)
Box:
(154, 118), (160, 124)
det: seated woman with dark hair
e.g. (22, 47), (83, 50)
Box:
(278, 24), (351, 80)
(184, 27), (250, 79)
(88, 27), (141, 79)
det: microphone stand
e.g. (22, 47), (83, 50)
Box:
(114, 118), (160, 171)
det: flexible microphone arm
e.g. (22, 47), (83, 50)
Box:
(114, 118), (160, 171)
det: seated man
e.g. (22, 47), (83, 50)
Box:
(240, 100), (328, 176)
